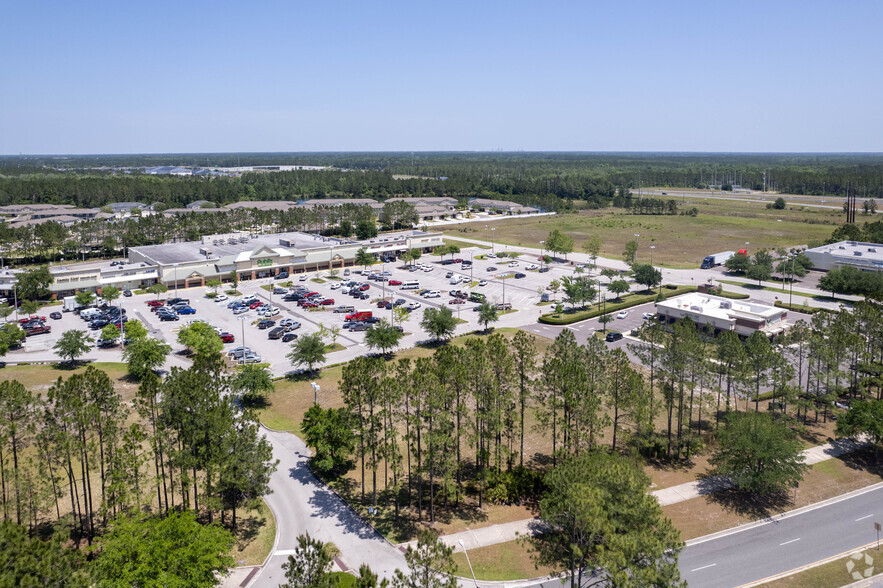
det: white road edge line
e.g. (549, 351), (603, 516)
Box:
(779, 538), (800, 546)
(691, 563), (717, 572)
(855, 514), (874, 521)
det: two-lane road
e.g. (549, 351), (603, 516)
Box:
(680, 484), (883, 587)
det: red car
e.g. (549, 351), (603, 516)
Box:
(20, 316), (46, 324)
(320, 298), (334, 305)
(146, 300), (164, 307)
(377, 300), (390, 309)
(449, 299), (465, 305)
(453, 258), (463, 263)
(358, 284), (370, 291)
(388, 280), (402, 286)
(301, 301), (319, 309)
(220, 333), (235, 343)
(305, 291), (320, 298)
(249, 301), (263, 309)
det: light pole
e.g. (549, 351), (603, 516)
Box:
(540, 240), (545, 269)
(634, 234), (640, 262)
(172, 263), (179, 299)
(238, 317), (246, 365)
(789, 254), (795, 307)
(458, 539), (478, 588)
(311, 382), (320, 404)
(491, 227), (496, 253)
(650, 245), (655, 266)
(470, 252), (474, 282)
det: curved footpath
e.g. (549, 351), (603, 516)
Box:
(246, 427), (408, 588)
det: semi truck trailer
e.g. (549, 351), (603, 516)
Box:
(700, 251), (735, 269)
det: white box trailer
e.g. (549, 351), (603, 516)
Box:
(700, 251), (735, 269)
(62, 295), (81, 313)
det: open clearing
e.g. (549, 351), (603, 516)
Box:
(444, 198), (841, 268)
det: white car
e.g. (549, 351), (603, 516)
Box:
(616, 310), (629, 319)
(423, 290), (441, 298)
(487, 253), (497, 258)
(233, 306), (248, 315)
(642, 312), (654, 320)
(215, 294), (228, 302)
(341, 288), (350, 294)
(508, 261), (519, 268)
(267, 307), (281, 316)
(241, 294), (257, 304)
(525, 264), (539, 270)
(329, 283), (341, 290)
(575, 264), (586, 270)
(422, 267), (433, 272)
(478, 280), (488, 286)
(405, 301), (422, 310)
(299, 274), (308, 281)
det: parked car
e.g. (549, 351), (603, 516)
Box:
(147, 300), (165, 307)
(276, 271), (289, 280)
(508, 261), (519, 268)
(525, 264), (539, 270)
(605, 331), (623, 342)
(486, 253), (497, 258)
(282, 333), (298, 342)
(220, 333), (235, 343)
(394, 298), (406, 306)
(405, 301), (421, 310)
(96, 337), (118, 348)
(329, 282), (341, 290)
(616, 310), (629, 319)
(388, 280), (402, 286)
(268, 327), (285, 339)
(241, 294), (257, 304)
(233, 306), (248, 315)
(350, 323), (369, 332)
(642, 312), (654, 320)
(487, 266), (497, 272)
(359, 284), (370, 291)
(50, 312), (62, 320)
(123, 289), (133, 297)
(478, 280), (488, 286)
(159, 313), (179, 321)
(538, 267), (550, 273)
(89, 319), (110, 330)
(514, 273), (526, 279)
(449, 299), (466, 305)
(299, 274), (308, 281)
(176, 307), (196, 315)
(258, 320), (276, 329)
(357, 293), (370, 300)
(215, 294), (228, 302)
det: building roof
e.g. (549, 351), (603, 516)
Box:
(385, 197), (457, 206)
(145, 166), (193, 175)
(657, 292), (782, 322)
(225, 201), (300, 211)
(0, 204), (75, 214)
(9, 215), (81, 228)
(106, 202), (147, 211)
(468, 198), (537, 212)
(300, 198), (379, 207)
(804, 240), (883, 269)
(163, 208), (228, 216)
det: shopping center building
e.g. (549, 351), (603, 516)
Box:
(655, 292), (789, 338)
(128, 229), (445, 290)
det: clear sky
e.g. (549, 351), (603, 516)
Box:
(3, 1), (882, 154)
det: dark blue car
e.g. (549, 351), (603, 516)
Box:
(176, 306), (196, 315)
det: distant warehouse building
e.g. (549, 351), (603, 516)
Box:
(655, 292), (789, 338)
(803, 241), (883, 272)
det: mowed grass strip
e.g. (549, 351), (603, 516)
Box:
(451, 539), (555, 582)
(443, 204), (839, 268)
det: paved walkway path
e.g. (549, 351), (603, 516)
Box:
(410, 436), (868, 553)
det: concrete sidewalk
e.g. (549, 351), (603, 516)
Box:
(414, 436), (868, 552)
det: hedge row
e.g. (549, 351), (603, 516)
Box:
(539, 285), (698, 325)
(773, 301), (834, 315)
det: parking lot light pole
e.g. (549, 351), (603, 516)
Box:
(491, 227), (496, 253)
(458, 540), (478, 588)
(634, 234), (640, 262)
(650, 245), (655, 266)
(238, 317), (246, 365)
(540, 240), (545, 269)
(311, 382), (320, 404)
(172, 263), (179, 299)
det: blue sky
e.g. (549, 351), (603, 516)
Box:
(3, 1), (881, 154)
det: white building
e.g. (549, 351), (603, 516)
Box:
(655, 292), (789, 338)
(803, 240), (883, 272)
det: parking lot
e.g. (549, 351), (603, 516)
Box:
(6, 247), (636, 375)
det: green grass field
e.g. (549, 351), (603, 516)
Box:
(444, 198), (841, 268)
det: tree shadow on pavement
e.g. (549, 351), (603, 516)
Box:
(287, 466), (379, 541)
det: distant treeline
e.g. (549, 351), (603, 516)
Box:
(2, 152), (883, 210)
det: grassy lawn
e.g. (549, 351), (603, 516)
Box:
(765, 546), (880, 588)
(229, 498), (276, 566)
(0, 361), (139, 401)
(452, 540), (556, 582)
(444, 237), (490, 250)
(443, 201), (839, 268)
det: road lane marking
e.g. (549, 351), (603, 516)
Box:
(691, 564), (716, 572)
(855, 514), (873, 521)
(779, 538), (800, 546)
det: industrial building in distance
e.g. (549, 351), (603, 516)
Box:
(803, 240), (883, 272)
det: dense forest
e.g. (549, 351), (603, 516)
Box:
(2, 152), (883, 211)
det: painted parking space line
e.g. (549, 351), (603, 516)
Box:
(691, 563), (716, 572)
(779, 538), (800, 546)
